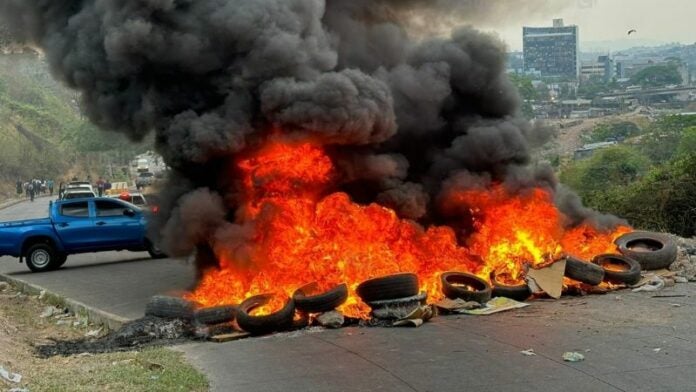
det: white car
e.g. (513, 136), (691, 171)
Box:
(67, 181), (95, 193)
(62, 189), (96, 200)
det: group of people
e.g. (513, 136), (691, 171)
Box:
(16, 179), (54, 202)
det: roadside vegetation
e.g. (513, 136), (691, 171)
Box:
(0, 282), (208, 391)
(0, 53), (151, 200)
(560, 114), (696, 237)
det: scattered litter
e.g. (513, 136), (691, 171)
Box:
(520, 349), (536, 356)
(651, 294), (686, 298)
(141, 360), (164, 371)
(111, 359), (135, 366)
(393, 305), (436, 327)
(674, 276), (689, 283)
(76, 352), (94, 358)
(632, 276), (665, 292)
(0, 281), (9, 292)
(316, 311), (344, 329)
(39, 289), (46, 299)
(526, 259), (566, 299)
(56, 320), (72, 326)
(670, 303), (682, 307)
(562, 352), (585, 362)
(0, 366), (22, 383)
(653, 348), (662, 353)
(85, 328), (102, 338)
(40, 306), (60, 318)
(458, 297), (529, 316)
(9, 388), (29, 392)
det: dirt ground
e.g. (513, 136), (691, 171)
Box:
(0, 282), (208, 392)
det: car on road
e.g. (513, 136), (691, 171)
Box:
(67, 181), (95, 193)
(0, 197), (166, 272)
(61, 189), (96, 200)
(108, 191), (160, 214)
(135, 172), (155, 188)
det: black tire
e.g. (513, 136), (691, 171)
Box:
(293, 282), (348, 313)
(49, 253), (68, 271)
(25, 243), (60, 273)
(145, 295), (198, 320)
(146, 240), (167, 259)
(615, 231), (677, 271)
(592, 254), (642, 285)
(441, 272), (492, 303)
(193, 305), (238, 325)
(236, 294), (296, 335)
(490, 272), (531, 301)
(564, 256), (605, 286)
(356, 273), (419, 303)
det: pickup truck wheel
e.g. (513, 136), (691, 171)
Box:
(25, 243), (58, 273)
(146, 240), (167, 259)
(50, 254), (68, 270)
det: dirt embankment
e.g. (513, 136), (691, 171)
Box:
(0, 282), (208, 391)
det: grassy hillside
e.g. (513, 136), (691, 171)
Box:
(0, 54), (150, 199)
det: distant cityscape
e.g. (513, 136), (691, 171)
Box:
(509, 19), (696, 122)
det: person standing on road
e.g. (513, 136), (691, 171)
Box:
(16, 179), (22, 195)
(28, 181), (35, 202)
(48, 179), (54, 196)
(96, 177), (105, 197)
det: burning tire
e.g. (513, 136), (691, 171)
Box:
(293, 282), (348, 313)
(592, 254), (641, 285)
(193, 305), (238, 325)
(564, 256), (605, 286)
(440, 272), (492, 303)
(236, 294), (296, 335)
(490, 272), (531, 301)
(145, 295), (198, 320)
(356, 273), (419, 303)
(615, 231), (677, 271)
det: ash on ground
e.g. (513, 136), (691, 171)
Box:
(36, 316), (193, 358)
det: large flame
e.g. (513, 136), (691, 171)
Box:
(187, 140), (630, 317)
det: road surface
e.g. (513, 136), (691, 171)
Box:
(3, 199), (696, 391)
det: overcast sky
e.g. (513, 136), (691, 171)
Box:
(474, 0), (696, 52)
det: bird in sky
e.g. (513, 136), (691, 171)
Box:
(628, 29), (637, 35)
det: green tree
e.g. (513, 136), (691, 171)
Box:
(561, 146), (651, 205)
(631, 64), (682, 87)
(676, 126), (696, 158)
(640, 115), (696, 163)
(508, 73), (537, 119)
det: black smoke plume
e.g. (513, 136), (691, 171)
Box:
(0, 0), (622, 265)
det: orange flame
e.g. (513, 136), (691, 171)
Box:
(186, 140), (630, 317)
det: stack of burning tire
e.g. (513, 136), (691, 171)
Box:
(356, 273), (426, 320)
(564, 231), (676, 290)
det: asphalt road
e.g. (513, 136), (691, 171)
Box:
(3, 199), (696, 391)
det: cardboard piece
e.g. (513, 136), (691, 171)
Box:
(458, 297), (529, 315)
(526, 259), (566, 299)
(208, 331), (251, 343)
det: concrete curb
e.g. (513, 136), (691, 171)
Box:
(0, 273), (131, 331)
(0, 195), (52, 211)
(0, 198), (25, 211)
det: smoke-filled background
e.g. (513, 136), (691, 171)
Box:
(0, 0), (620, 268)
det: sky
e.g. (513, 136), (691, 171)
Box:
(474, 0), (696, 52)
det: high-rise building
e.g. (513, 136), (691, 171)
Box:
(523, 19), (579, 80)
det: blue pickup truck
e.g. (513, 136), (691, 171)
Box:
(0, 197), (166, 272)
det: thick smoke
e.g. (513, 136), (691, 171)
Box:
(0, 0), (621, 263)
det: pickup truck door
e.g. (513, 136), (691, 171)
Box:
(52, 201), (95, 250)
(91, 199), (145, 248)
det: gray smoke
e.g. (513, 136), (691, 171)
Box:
(0, 0), (621, 262)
